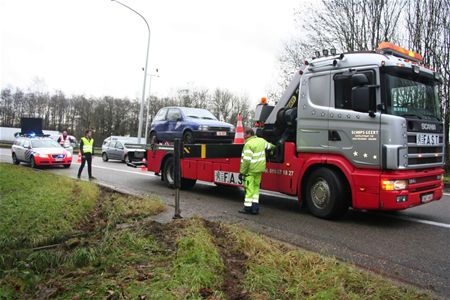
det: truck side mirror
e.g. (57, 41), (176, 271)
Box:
(352, 86), (376, 117)
(351, 73), (369, 86)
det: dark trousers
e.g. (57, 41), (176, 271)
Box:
(78, 153), (92, 177)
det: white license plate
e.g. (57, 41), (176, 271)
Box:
(214, 171), (242, 186)
(416, 134), (439, 145)
(54, 158), (63, 162)
(421, 193), (433, 203)
(216, 131), (227, 136)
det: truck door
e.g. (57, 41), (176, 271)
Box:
(297, 71), (331, 153)
(328, 68), (381, 169)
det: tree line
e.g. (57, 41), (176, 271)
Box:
(278, 0), (449, 168)
(0, 87), (251, 146)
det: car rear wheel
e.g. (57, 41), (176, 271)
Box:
(122, 154), (130, 163)
(12, 153), (20, 165)
(102, 152), (109, 162)
(183, 131), (194, 144)
(305, 168), (349, 219)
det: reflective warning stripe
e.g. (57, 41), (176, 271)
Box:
(250, 157), (266, 163)
(243, 149), (254, 155)
(242, 156), (252, 161)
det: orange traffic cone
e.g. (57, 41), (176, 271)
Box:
(233, 114), (245, 144)
(77, 152), (81, 163)
(140, 158), (147, 171)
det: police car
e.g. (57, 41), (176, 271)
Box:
(11, 135), (72, 168)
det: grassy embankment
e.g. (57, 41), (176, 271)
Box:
(0, 163), (431, 299)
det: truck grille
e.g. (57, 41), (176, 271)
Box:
(407, 132), (444, 168)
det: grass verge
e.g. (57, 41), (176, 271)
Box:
(0, 164), (431, 299)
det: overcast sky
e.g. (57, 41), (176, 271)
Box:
(1, 0), (302, 104)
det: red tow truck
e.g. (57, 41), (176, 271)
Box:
(133, 43), (444, 219)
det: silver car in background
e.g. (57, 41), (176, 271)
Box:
(101, 140), (146, 163)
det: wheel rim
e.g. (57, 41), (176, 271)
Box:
(310, 177), (330, 210)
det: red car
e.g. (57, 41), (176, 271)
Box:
(11, 136), (72, 168)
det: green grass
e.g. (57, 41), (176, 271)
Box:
(229, 226), (429, 300)
(0, 163), (99, 250)
(0, 164), (432, 299)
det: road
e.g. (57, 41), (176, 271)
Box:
(1, 148), (449, 298)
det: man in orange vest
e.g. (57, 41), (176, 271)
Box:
(57, 130), (75, 147)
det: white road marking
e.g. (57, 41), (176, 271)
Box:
(381, 214), (450, 229)
(2, 151), (449, 228)
(72, 162), (154, 177)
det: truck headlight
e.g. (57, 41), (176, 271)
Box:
(381, 180), (408, 191)
(230, 126), (235, 132)
(39, 154), (48, 158)
(199, 125), (209, 131)
(67, 152), (72, 158)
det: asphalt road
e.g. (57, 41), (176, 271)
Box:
(1, 148), (449, 298)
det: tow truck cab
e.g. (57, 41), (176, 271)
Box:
(254, 42), (444, 215)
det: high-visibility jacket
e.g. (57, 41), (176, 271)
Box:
(80, 137), (94, 154)
(240, 136), (274, 175)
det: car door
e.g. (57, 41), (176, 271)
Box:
(106, 141), (117, 159)
(166, 108), (184, 141)
(22, 139), (32, 162)
(152, 108), (169, 141)
(115, 142), (125, 160)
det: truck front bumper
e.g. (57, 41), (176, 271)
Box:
(379, 168), (443, 210)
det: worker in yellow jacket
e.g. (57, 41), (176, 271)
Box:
(239, 128), (274, 215)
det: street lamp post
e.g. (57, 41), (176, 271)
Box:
(111, 0), (150, 144)
(144, 69), (159, 141)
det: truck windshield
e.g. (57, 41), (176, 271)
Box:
(384, 69), (441, 121)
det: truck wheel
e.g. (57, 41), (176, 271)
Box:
(102, 152), (109, 162)
(162, 157), (175, 188)
(162, 156), (197, 189)
(183, 131), (194, 144)
(12, 153), (20, 165)
(305, 168), (349, 219)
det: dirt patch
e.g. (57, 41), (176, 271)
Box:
(76, 187), (110, 233)
(204, 220), (249, 300)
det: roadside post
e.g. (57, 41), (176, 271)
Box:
(173, 138), (182, 219)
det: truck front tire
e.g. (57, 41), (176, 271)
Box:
(305, 168), (349, 219)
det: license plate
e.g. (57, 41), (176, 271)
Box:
(421, 193), (433, 203)
(54, 158), (63, 162)
(416, 134), (439, 145)
(214, 171), (243, 186)
(216, 131), (227, 136)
